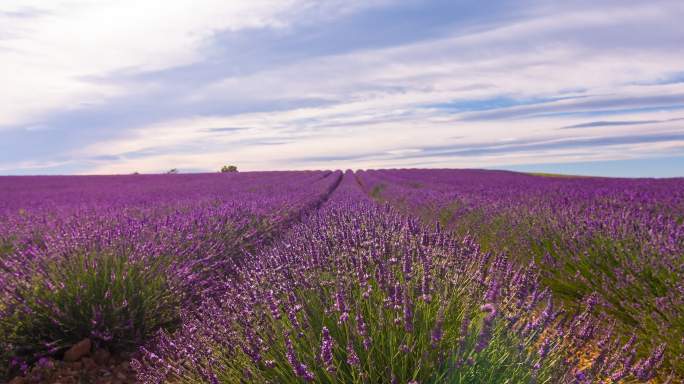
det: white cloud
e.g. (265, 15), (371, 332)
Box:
(2, 0), (684, 174)
(0, 0), (385, 127)
(78, 97), (684, 174)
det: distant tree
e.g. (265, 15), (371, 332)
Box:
(132, 171), (140, 175)
(220, 165), (238, 173)
(167, 168), (179, 174)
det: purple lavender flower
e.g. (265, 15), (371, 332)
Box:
(285, 334), (314, 381)
(431, 306), (445, 348)
(404, 294), (414, 333)
(356, 311), (371, 351)
(347, 340), (360, 367)
(631, 344), (666, 381)
(475, 303), (497, 352)
(319, 327), (335, 373)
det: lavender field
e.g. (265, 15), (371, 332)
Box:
(1, 170), (682, 383)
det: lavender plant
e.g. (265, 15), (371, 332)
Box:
(1, 251), (180, 367)
(0, 169), (675, 382)
(358, 168), (683, 379)
(133, 173), (661, 383)
(0, 171), (341, 379)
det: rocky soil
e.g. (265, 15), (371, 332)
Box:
(8, 338), (138, 384)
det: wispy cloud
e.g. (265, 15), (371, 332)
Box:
(205, 127), (250, 133)
(457, 93), (684, 121)
(561, 117), (684, 129)
(1, 0), (684, 175)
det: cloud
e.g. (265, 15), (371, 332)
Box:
(288, 132), (684, 165)
(425, 96), (586, 113)
(413, 132), (684, 158)
(1, 0), (684, 175)
(0, 0), (381, 127)
(457, 93), (684, 121)
(0, 7), (51, 19)
(205, 127), (250, 133)
(561, 117), (684, 129)
(23, 124), (53, 132)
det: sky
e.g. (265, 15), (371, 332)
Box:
(1, 0), (683, 177)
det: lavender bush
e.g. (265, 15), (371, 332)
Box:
(358, 169), (683, 379)
(133, 173), (664, 383)
(0, 171), (341, 379)
(0, 169), (675, 382)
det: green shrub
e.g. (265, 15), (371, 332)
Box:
(0, 251), (181, 376)
(209, 283), (565, 384)
(531, 235), (684, 378)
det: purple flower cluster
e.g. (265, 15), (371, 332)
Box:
(357, 168), (684, 378)
(0, 171), (341, 377)
(132, 171), (668, 383)
(1, 169), (676, 382)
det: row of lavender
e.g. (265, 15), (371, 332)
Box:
(134, 172), (667, 383)
(357, 169), (684, 380)
(0, 171), (342, 379)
